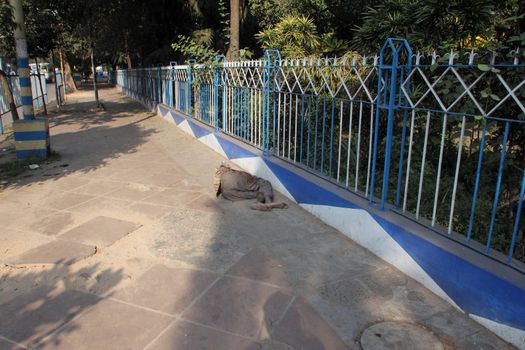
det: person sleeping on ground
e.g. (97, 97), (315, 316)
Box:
(214, 163), (288, 211)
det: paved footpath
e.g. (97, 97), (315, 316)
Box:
(0, 87), (515, 350)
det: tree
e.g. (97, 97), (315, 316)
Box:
(228, 0), (240, 60)
(0, 1), (15, 58)
(0, 69), (19, 120)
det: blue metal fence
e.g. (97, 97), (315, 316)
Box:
(115, 38), (525, 271)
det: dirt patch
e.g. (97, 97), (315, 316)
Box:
(0, 150), (62, 186)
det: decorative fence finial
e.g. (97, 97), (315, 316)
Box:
(466, 50), (478, 65)
(510, 48), (520, 65)
(431, 51), (440, 64)
(415, 52), (423, 65)
(448, 50), (459, 65)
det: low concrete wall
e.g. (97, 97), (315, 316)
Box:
(124, 94), (525, 348)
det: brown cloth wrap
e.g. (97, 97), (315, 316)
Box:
(215, 164), (287, 211)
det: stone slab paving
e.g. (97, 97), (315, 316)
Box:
(58, 216), (141, 247)
(8, 240), (96, 265)
(271, 298), (351, 350)
(0, 87), (516, 350)
(43, 192), (95, 210)
(360, 321), (444, 350)
(112, 264), (218, 315)
(73, 179), (125, 196)
(142, 189), (203, 207)
(0, 204), (57, 229)
(225, 248), (291, 289)
(0, 287), (100, 347)
(0, 338), (25, 350)
(181, 276), (294, 340)
(0, 229), (51, 259)
(38, 299), (175, 350)
(146, 321), (260, 350)
(23, 211), (78, 236)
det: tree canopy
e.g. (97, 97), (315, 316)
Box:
(0, 0), (523, 68)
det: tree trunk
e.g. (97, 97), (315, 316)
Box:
(63, 60), (77, 93)
(90, 47), (100, 108)
(228, 0), (240, 61)
(58, 48), (66, 101)
(51, 49), (61, 107)
(0, 69), (19, 121)
(124, 35), (132, 69)
(59, 50), (77, 94)
(125, 52), (132, 69)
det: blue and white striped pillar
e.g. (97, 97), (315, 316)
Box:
(10, 0), (50, 159)
(10, 0), (33, 120)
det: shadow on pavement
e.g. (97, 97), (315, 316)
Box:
(0, 261), (124, 349)
(1, 89), (157, 191)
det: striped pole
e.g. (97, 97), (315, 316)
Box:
(9, 0), (34, 120)
(10, 0), (50, 159)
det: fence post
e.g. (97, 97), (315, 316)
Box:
(213, 55), (226, 131)
(169, 61), (177, 109)
(187, 59), (196, 117)
(262, 53), (270, 153)
(157, 66), (162, 104)
(262, 49), (281, 154)
(370, 38), (412, 209)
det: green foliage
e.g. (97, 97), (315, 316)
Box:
(256, 15), (320, 57)
(24, 5), (60, 57)
(218, 0), (230, 46)
(1, 0), (521, 68)
(352, 0), (514, 52)
(249, 0), (300, 29)
(352, 0), (418, 51)
(171, 34), (218, 63)
(0, 0), (61, 59)
(0, 2), (15, 58)
(256, 15), (349, 58)
(320, 32), (350, 56)
(248, 0), (331, 29)
(239, 47), (253, 60)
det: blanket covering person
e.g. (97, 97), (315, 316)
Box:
(214, 163), (287, 211)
